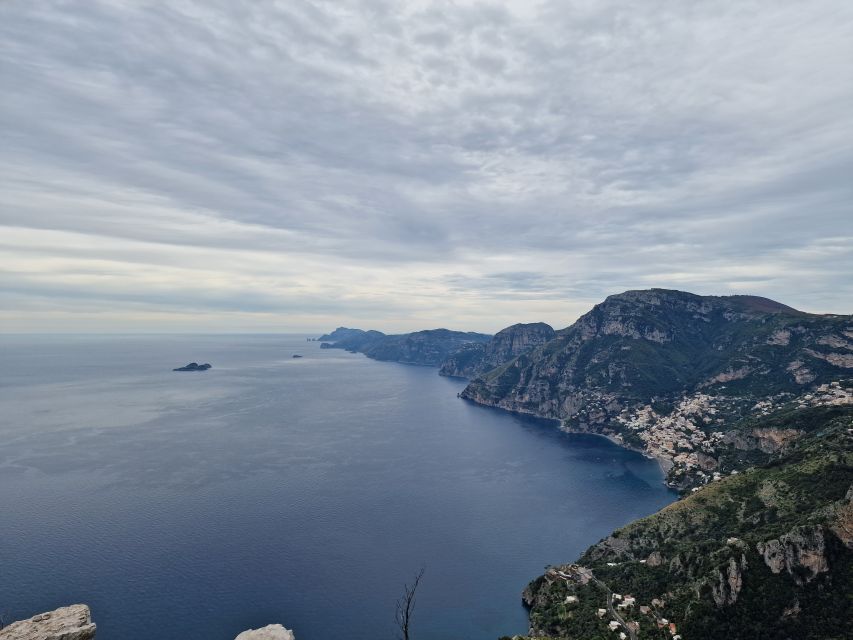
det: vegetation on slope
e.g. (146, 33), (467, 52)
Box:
(319, 327), (491, 366)
(463, 289), (851, 419)
(521, 406), (853, 640)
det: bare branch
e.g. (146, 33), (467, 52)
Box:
(394, 567), (425, 640)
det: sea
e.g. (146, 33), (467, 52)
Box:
(0, 334), (675, 639)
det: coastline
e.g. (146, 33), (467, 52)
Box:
(457, 393), (677, 484)
(560, 426), (675, 478)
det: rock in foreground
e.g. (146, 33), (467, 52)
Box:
(234, 624), (295, 640)
(0, 604), (96, 640)
(0, 606), (296, 640)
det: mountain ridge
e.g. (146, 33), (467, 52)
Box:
(461, 288), (852, 489)
(318, 327), (492, 367)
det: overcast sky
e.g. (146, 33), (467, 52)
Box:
(2, 0), (851, 333)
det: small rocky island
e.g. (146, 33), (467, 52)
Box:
(172, 362), (212, 371)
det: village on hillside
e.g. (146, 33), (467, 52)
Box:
(609, 381), (852, 489)
(541, 564), (683, 640)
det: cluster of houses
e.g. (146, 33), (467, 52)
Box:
(543, 563), (594, 587)
(606, 620), (628, 640)
(588, 592), (681, 639)
(610, 379), (852, 488)
(616, 393), (725, 475)
(799, 381), (852, 408)
(553, 566), (686, 639)
(752, 380), (852, 414)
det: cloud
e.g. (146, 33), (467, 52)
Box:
(1, 0), (851, 332)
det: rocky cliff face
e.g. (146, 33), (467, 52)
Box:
(757, 526), (830, 585)
(462, 289), (851, 424)
(711, 554), (748, 606)
(0, 605), (96, 640)
(439, 322), (555, 378)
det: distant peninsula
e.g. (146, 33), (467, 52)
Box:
(318, 327), (492, 367)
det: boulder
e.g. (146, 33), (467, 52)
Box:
(234, 624), (295, 640)
(0, 604), (96, 640)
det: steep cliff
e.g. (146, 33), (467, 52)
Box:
(461, 289), (852, 489)
(439, 322), (556, 378)
(463, 290), (850, 421)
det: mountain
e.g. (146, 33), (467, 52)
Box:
(319, 327), (491, 367)
(318, 328), (387, 351)
(439, 322), (556, 378)
(462, 289), (852, 489)
(519, 405), (853, 640)
(316, 327), (377, 343)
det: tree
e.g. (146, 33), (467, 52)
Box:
(395, 567), (425, 640)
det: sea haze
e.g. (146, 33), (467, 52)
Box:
(0, 335), (675, 639)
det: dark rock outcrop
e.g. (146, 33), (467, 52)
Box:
(173, 362), (212, 371)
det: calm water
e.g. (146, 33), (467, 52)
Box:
(0, 335), (675, 639)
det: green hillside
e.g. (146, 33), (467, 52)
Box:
(518, 406), (853, 640)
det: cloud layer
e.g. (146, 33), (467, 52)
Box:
(2, 0), (851, 332)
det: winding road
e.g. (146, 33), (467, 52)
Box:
(592, 575), (637, 640)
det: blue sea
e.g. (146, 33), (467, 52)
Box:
(0, 335), (675, 639)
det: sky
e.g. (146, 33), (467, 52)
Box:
(1, 0), (852, 334)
